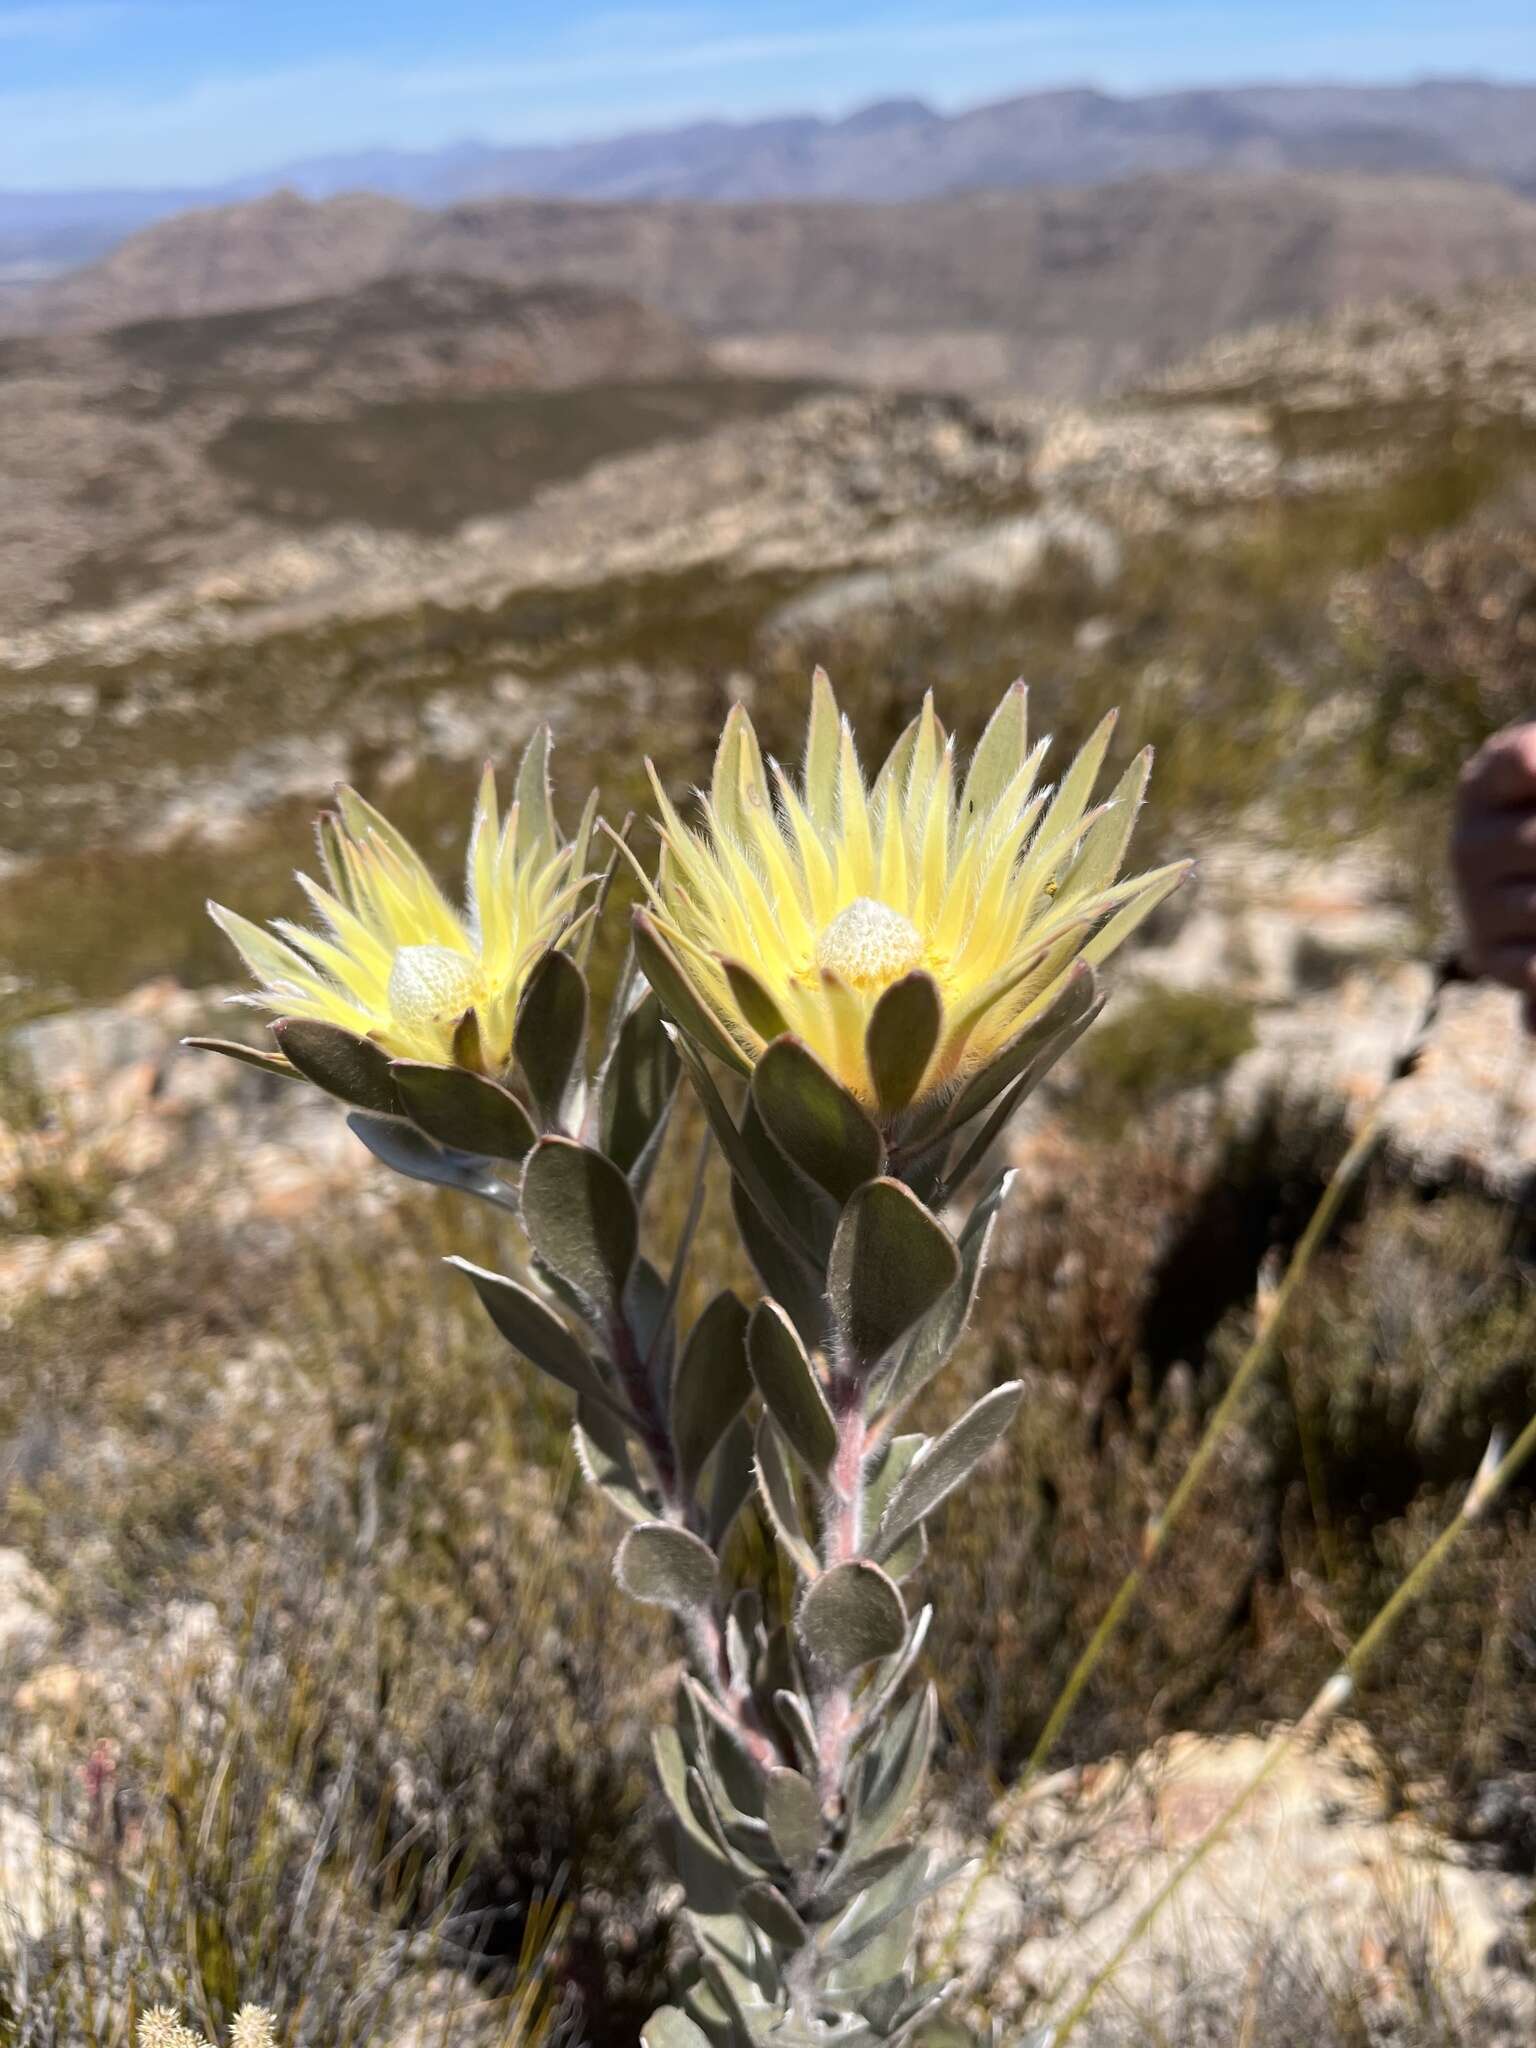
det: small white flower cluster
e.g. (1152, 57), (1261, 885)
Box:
(137, 2006), (279, 2048)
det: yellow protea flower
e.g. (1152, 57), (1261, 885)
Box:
(209, 732), (595, 1071)
(635, 671), (1188, 1119)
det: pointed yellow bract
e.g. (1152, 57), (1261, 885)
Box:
(639, 671), (1189, 1114)
(209, 732), (595, 1071)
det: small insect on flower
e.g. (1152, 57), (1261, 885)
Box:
(634, 670), (1190, 1125)
(206, 730), (596, 1077)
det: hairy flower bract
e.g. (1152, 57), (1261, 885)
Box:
(208, 735), (594, 1071)
(638, 670), (1188, 1113)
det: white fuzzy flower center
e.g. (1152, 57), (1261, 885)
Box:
(814, 898), (923, 990)
(387, 945), (481, 1032)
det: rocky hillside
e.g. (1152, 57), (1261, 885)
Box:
(0, 271), (806, 624)
(11, 173), (1536, 404)
(5, 269), (1536, 2046)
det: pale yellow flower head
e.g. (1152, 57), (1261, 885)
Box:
(637, 671), (1187, 1117)
(209, 732), (595, 1071)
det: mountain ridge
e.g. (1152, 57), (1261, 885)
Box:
(10, 172), (1536, 403)
(4, 76), (1535, 282)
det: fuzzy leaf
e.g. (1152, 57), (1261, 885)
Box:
(828, 1179), (960, 1368)
(635, 912), (751, 1075)
(273, 1017), (400, 1115)
(708, 1415), (757, 1550)
(753, 1417), (820, 1580)
(803, 666), (841, 830)
(838, 1685), (937, 1870)
(599, 988), (679, 1185)
(763, 1766), (822, 1871)
(391, 1060), (537, 1161)
(961, 678), (1030, 826)
(722, 959), (790, 1044)
(875, 1172), (1012, 1416)
(798, 1561), (907, 1679)
(347, 1113), (500, 1196)
(772, 1688), (819, 1776)
(811, 1842), (914, 1921)
(671, 1291), (753, 1493)
(514, 948), (588, 1126)
(753, 1037), (884, 1204)
(747, 1301), (837, 1482)
(873, 1382), (1024, 1560)
(865, 972), (943, 1119)
(450, 1258), (631, 1421)
(520, 1137), (638, 1318)
(616, 1523), (720, 1615)
(741, 1882), (810, 1951)
(731, 1178), (831, 1353)
(944, 960), (1098, 1132)
(572, 1404), (652, 1523)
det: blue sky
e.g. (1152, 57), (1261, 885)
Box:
(2, 0), (1535, 191)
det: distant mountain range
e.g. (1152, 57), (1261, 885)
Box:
(4, 78), (1536, 282)
(10, 172), (1536, 408)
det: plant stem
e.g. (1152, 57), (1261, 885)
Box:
(817, 1381), (870, 1803)
(1045, 1407), (1536, 2046)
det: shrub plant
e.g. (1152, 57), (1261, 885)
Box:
(195, 673), (1187, 2043)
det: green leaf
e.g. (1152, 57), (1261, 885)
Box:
(670, 1031), (804, 1256)
(182, 1036), (298, 1079)
(747, 1301), (837, 1482)
(347, 1113), (500, 1197)
(599, 989), (680, 1185)
(641, 2008), (714, 2048)
(837, 1685), (937, 1870)
(572, 1404), (652, 1523)
(753, 1417), (820, 1580)
(708, 1414), (757, 1550)
(741, 1882), (810, 1951)
(671, 1291), (753, 1494)
(520, 1138), (638, 1319)
(634, 911), (750, 1076)
(938, 993), (1103, 1197)
(875, 1172), (1012, 1416)
(828, 1179), (960, 1368)
(865, 972), (942, 1119)
(763, 1766), (823, 1871)
(450, 1257), (632, 1421)
(615, 1522), (720, 1614)
(753, 1038), (884, 1203)
(391, 1060), (537, 1160)
(772, 1688), (819, 1777)
(811, 1842), (914, 1920)
(730, 1178), (830, 1353)
(873, 1382), (1024, 1561)
(798, 1561), (907, 1680)
(272, 1018), (401, 1116)
(721, 959), (790, 1043)
(514, 948), (588, 1126)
